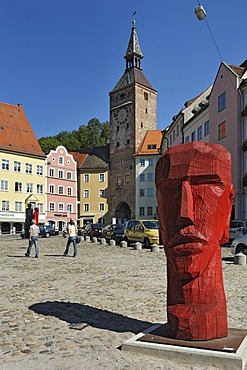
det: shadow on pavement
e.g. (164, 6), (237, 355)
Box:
(29, 301), (152, 334)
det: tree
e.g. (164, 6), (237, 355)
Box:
(38, 118), (110, 153)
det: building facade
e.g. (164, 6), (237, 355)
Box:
(134, 130), (162, 219)
(108, 19), (157, 223)
(71, 146), (109, 226)
(0, 103), (46, 233)
(46, 146), (77, 231)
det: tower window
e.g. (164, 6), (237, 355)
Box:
(127, 139), (130, 145)
(144, 92), (148, 101)
(116, 142), (120, 147)
(145, 108), (148, 114)
(120, 94), (125, 100)
(141, 122), (143, 128)
(126, 122), (129, 129)
(117, 126), (119, 132)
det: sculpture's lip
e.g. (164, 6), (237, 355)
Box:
(167, 236), (208, 251)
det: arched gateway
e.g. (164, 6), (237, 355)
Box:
(115, 202), (131, 223)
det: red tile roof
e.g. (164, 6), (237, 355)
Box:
(0, 102), (45, 157)
(134, 130), (162, 156)
(70, 152), (88, 167)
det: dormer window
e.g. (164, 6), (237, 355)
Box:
(148, 144), (156, 150)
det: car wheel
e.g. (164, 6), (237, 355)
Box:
(45, 232), (50, 238)
(144, 238), (151, 249)
(236, 244), (247, 255)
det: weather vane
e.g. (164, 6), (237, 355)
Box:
(132, 9), (136, 26)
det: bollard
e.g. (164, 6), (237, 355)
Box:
(134, 242), (142, 250)
(151, 244), (160, 252)
(110, 239), (116, 247)
(85, 236), (91, 243)
(101, 238), (107, 246)
(120, 241), (128, 248)
(92, 237), (98, 244)
(234, 253), (247, 265)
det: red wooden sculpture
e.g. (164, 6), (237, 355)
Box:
(155, 142), (234, 340)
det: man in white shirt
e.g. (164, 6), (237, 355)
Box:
(25, 220), (40, 258)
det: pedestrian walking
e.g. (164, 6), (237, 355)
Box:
(63, 219), (78, 257)
(25, 220), (40, 258)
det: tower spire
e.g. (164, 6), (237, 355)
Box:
(124, 16), (143, 70)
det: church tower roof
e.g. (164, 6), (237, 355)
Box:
(111, 19), (156, 93)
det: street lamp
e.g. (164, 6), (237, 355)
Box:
(195, 5), (206, 20)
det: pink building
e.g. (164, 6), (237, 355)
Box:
(46, 146), (77, 231)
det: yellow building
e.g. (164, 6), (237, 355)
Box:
(0, 103), (46, 234)
(71, 146), (109, 226)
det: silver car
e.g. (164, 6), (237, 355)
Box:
(231, 234), (247, 255)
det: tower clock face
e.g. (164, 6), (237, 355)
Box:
(117, 108), (128, 123)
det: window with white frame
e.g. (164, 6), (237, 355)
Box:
(2, 200), (10, 211)
(0, 180), (8, 191)
(49, 184), (55, 194)
(99, 173), (105, 182)
(140, 174), (145, 182)
(140, 189), (145, 197)
(140, 159), (145, 166)
(49, 202), (55, 211)
(58, 203), (64, 211)
(37, 184), (43, 194)
(15, 182), (22, 192)
(36, 165), (43, 176)
(148, 158), (153, 166)
(99, 189), (105, 198)
(99, 203), (105, 211)
(67, 187), (72, 196)
(147, 173), (153, 182)
(147, 206), (153, 216)
(67, 172), (72, 180)
(84, 203), (89, 212)
(49, 168), (55, 177)
(14, 161), (21, 172)
(2, 159), (10, 170)
(84, 174), (89, 183)
(58, 170), (64, 179)
(26, 183), (33, 193)
(197, 126), (202, 141)
(67, 204), (72, 212)
(37, 203), (43, 213)
(218, 92), (226, 112)
(204, 120), (209, 136)
(25, 163), (32, 174)
(58, 156), (64, 165)
(58, 186), (64, 195)
(15, 201), (22, 212)
(147, 188), (154, 197)
(139, 207), (145, 216)
(191, 131), (196, 142)
(84, 189), (89, 198)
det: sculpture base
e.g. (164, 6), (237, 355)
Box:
(121, 323), (247, 370)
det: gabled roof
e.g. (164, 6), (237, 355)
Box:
(70, 145), (109, 170)
(111, 68), (156, 93)
(0, 102), (45, 157)
(134, 130), (162, 156)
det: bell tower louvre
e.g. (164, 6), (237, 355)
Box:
(108, 18), (157, 223)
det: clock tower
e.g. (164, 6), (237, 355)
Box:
(109, 19), (157, 223)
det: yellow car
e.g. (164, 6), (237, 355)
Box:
(124, 219), (159, 248)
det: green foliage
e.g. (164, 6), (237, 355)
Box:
(38, 118), (109, 153)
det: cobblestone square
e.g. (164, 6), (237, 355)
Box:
(0, 235), (246, 370)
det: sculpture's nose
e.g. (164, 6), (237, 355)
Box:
(178, 180), (194, 227)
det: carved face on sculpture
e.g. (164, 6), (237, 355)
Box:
(156, 142), (234, 277)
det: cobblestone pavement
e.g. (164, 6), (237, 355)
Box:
(0, 235), (246, 370)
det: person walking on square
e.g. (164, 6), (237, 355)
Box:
(63, 218), (78, 257)
(25, 220), (40, 258)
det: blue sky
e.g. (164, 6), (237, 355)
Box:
(0, 0), (246, 139)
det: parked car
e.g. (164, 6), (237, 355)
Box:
(20, 224), (57, 239)
(231, 234), (247, 255)
(84, 223), (104, 240)
(229, 220), (247, 240)
(124, 219), (159, 248)
(102, 223), (126, 244)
